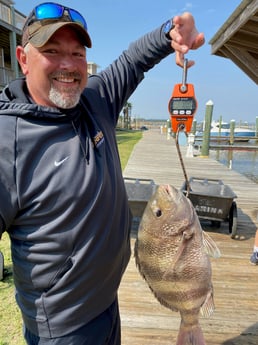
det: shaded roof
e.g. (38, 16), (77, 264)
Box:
(209, 0), (258, 84)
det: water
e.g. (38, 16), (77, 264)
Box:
(209, 147), (258, 184)
(179, 133), (258, 184)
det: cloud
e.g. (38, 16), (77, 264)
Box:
(169, 2), (193, 16)
(206, 8), (216, 14)
(181, 2), (193, 12)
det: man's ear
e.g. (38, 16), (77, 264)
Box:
(16, 45), (29, 75)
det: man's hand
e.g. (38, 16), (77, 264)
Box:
(169, 12), (205, 68)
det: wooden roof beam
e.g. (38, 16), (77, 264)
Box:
(222, 44), (258, 84)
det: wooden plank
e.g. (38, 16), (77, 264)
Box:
(120, 129), (258, 345)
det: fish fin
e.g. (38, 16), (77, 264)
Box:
(200, 288), (215, 318)
(162, 233), (189, 280)
(162, 228), (191, 280)
(202, 231), (221, 258)
(176, 321), (206, 345)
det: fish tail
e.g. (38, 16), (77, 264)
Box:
(176, 322), (206, 345)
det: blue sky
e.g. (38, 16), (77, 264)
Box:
(14, 0), (257, 123)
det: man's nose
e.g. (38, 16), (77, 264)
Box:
(59, 54), (76, 69)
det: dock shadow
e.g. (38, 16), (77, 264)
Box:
(130, 217), (141, 239)
(222, 322), (258, 345)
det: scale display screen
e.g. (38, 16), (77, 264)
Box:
(169, 97), (197, 114)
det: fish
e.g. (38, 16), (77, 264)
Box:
(135, 184), (220, 345)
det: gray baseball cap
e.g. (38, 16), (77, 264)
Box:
(22, 4), (92, 48)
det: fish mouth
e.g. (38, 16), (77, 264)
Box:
(163, 184), (181, 201)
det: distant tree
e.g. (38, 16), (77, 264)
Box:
(123, 102), (132, 129)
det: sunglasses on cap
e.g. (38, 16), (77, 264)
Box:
(28, 2), (87, 30)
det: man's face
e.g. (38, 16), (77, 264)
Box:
(17, 26), (88, 108)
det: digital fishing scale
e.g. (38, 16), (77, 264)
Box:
(168, 58), (197, 133)
(168, 58), (198, 195)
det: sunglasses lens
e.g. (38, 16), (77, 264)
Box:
(69, 9), (87, 29)
(33, 3), (88, 30)
(35, 3), (63, 20)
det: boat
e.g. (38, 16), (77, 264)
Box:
(234, 126), (256, 137)
(209, 121), (230, 137)
(196, 121), (256, 141)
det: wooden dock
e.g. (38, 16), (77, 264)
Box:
(120, 129), (258, 345)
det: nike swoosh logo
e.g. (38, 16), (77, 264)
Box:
(54, 156), (69, 167)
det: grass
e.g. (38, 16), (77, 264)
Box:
(116, 129), (142, 170)
(0, 233), (25, 345)
(0, 129), (142, 344)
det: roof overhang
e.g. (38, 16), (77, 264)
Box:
(209, 0), (258, 84)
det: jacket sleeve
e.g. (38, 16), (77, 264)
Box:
(0, 116), (19, 236)
(86, 22), (174, 124)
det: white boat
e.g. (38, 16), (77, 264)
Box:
(210, 121), (230, 136)
(234, 126), (256, 137)
(197, 121), (256, 139)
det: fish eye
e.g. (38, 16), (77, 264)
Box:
(151, 201), (162, 217)
(155, 209), (162, 217)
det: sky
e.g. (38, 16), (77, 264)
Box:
(13, 0), (257, 123)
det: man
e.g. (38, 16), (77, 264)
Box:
(0, 2), (204, 344)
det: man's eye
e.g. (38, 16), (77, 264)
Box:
(45, 49), (57, 54)
(73, 52), (86, 58)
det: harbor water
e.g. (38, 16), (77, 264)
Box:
(179, 133), (258, 184)
(209, 145), (258, 184)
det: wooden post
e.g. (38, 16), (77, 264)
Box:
(201, 100), (213, 157)
(218, 116), (222, 137)
(230, 120), (235, 145)
(192, 119), (197, 134)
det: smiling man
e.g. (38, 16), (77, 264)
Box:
(0, 2), (204, 345)
(17, 12), (90, 108)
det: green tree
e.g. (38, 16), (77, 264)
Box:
(122, 102), (132, 129)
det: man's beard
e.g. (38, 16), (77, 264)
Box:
(49, 84), (81, 109)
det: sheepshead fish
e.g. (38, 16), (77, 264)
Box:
(135, 185), (220, 345)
